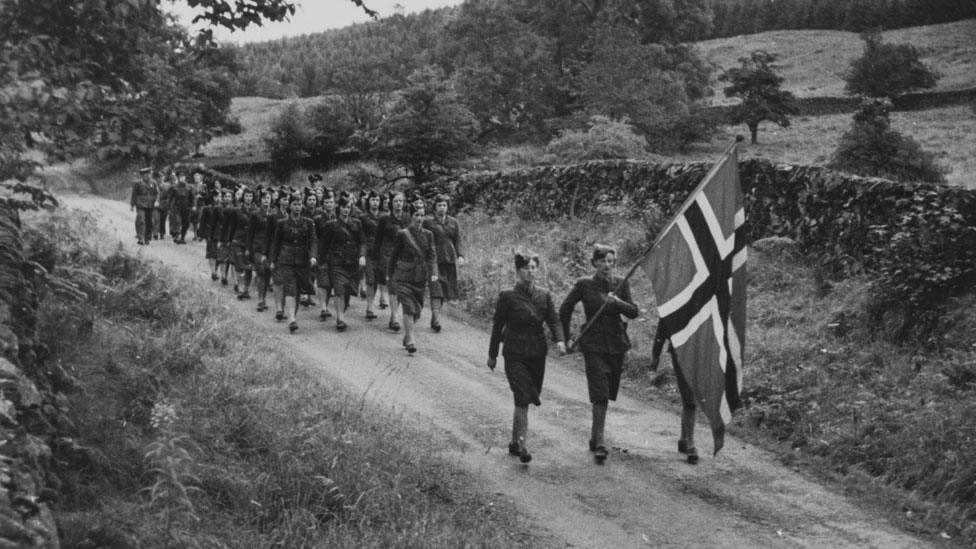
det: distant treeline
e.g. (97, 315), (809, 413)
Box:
(232, 0), (974, 99)
(709, 0), (976, 38)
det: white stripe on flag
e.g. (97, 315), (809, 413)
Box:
(657, 216), (709, 317)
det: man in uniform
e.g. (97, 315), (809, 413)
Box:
(130, 167), (158, 245)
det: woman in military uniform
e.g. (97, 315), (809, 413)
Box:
(222, 187), (257, 299)
(387, 205), (437, 354)
(269, 195), (318, 333)
(487, 253), (566, 464)
(558, 245), (639, 464)
(374, 192), (409, 332)
(359, 190), (383, 321)
(247, 189), (277, 312)
(423, 193), (464, 333)
(320, 195), (367, 331)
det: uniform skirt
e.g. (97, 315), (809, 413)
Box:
(365, 255), (381, 286)
(393, 279), (426, 320)
(315, 264), (332, 289)
(230, 243), (253, 271)
(276, 264), (315, 297)
(503, 355), (546, 407)
(432, 262), (459, 301)
(205, 238), (219, 260)
(329, 263), (359, 297)
(583, 352), (625, 403)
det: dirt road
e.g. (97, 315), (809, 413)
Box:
(62, 194), (936, 548)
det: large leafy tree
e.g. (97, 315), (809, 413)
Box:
(719, 50), (798, 144)
(369, 66), (479, 183)
(0, 0), (296, 208)
(844, 32), (939, 99)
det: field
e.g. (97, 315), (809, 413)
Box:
(696, 19), (976, 102)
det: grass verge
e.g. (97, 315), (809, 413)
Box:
(456, 210), (976, 546)
(26, 208), (529, 548)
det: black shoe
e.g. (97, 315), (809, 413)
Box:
(365, 310), (377, 320)
(389, 320), (400, 332)
(275, 311), (284, 321)
(221, 278), (228, 286)
(431, 320), (442, 333)
(233, 284), (240, 294)
(211, 273), (219, 281)
(288, 321), (298, 333)
(359, 289), (367, 298)
(137, 240), (145, 245)
(405, 343), (416, 354)
(336, 320), (348, 332)
(379, 301), (388, 310)
(257, 301), (267, 312)
(319, 310), (331, 321)
(237, 291), (251, 300)
(686, 447), (699, 465)
(594, 446), (608, 464)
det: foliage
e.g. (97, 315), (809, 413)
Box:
(264, 103), (311, 181)
(543, 116), (647, 164)
(369, 66), (479, 183)
(305, 100), (357, 163)
(720, 50), (798, 144)
(439, 0), (557, 141)
(844, 32), (939, 98)
(829, 98), (946, 183)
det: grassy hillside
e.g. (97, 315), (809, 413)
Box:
(697, 18), (976, 103)
(207, 96), (323, 158)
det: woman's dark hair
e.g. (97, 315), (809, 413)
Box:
(336, 196), (351, 208)
(590, 244), (616, 266)
(433, 193), (450, 206)
(514, 252), (540, 271)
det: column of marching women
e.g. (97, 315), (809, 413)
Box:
(130, 165), (704, 468)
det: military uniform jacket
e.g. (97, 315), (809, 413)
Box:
(206, 206), (227, 241)
(423, 215), (463, 264)
(320, 217), (366, 268)
(559, 275), (639, 354)
(168, 184), (195, 210)
(359, 210), (382, 258)
(388, 227), (436, 285)
(247, 208), (276, 258)
(271, 215), (318, 266)
(156, 182), (172, 209)
(130, 179), (157, 209)
(489, 282), (564, 359)
(373, 211), (410, 259)
(223, 205), (256, 246)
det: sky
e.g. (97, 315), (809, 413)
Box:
(167, 0), (463, 45)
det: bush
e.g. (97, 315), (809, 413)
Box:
(306, 100), (357, 163)
(543, 116), (647, 164)
(844, 32), (939, 98)
(264, 103), (310, 181)
(829, 98), (946, 183)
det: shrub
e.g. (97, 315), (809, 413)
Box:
(264, 103), (310, 181)
(829, 98), (946, 183)
(543, 116), (647, 164)
(306, 100), (357, 163)
(844, 32), (939, 98)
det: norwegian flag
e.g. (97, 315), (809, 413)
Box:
(641, 142), (747, 455)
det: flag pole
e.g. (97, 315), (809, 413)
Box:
(567, 136), (744, 353)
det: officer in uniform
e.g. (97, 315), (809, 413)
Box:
(130, 167), (158, 245)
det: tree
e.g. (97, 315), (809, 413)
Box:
(543, 115), (647, 163)
(829, 98), (945, 183)
(264, 103), (310, 181)
(844, 32), (939, 98)
(306, 100), (357, 163)
(369, 66), (479, 183)
(719, 50), (798, 144)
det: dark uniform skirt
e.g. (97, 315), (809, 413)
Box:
(432, 262), (459, 301)
(329, 263), (359, 297)
(230, 243), (252, 271)
(277, 264), (315, 297)
(205, 238), (219, 260)
(315, 264), (332, 290)
(365, 255), (381, 286)
(393, 279), (426, 320)
(503, 355), (546, 407)
(583, 352), (625, 403)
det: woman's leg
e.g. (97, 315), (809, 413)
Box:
(430, 297), (443, 331)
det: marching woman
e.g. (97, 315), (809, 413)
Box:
(374, 192), (410, 332)
(358, 190), (383, 321)
(197, 189), (222, 281)
(558, 245), (639, 464)
(311, 190), (336, 320)
(487, 253), (566, 464)
(222, 187), (257, 299)
(214, 190), (236, 287)
(247, 188), (276, 312)
(271, 192), (291, 321)
(387, 204), (437, 354)
(320, 195), (367, 331)
(423, 193), (464, 333)
(269, 194), (318, 333)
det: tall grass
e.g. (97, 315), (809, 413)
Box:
(457, 210), (976, 543)
(27, 208), (525, 548)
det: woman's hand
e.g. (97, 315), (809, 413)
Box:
(431, 275), (439, 283)
(310, 257), (318, 267)
(358, 255), (366, 267)
(486, 357), (496, 370)
(457, 255), (465, 267)
(556, 341), (567, 356)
